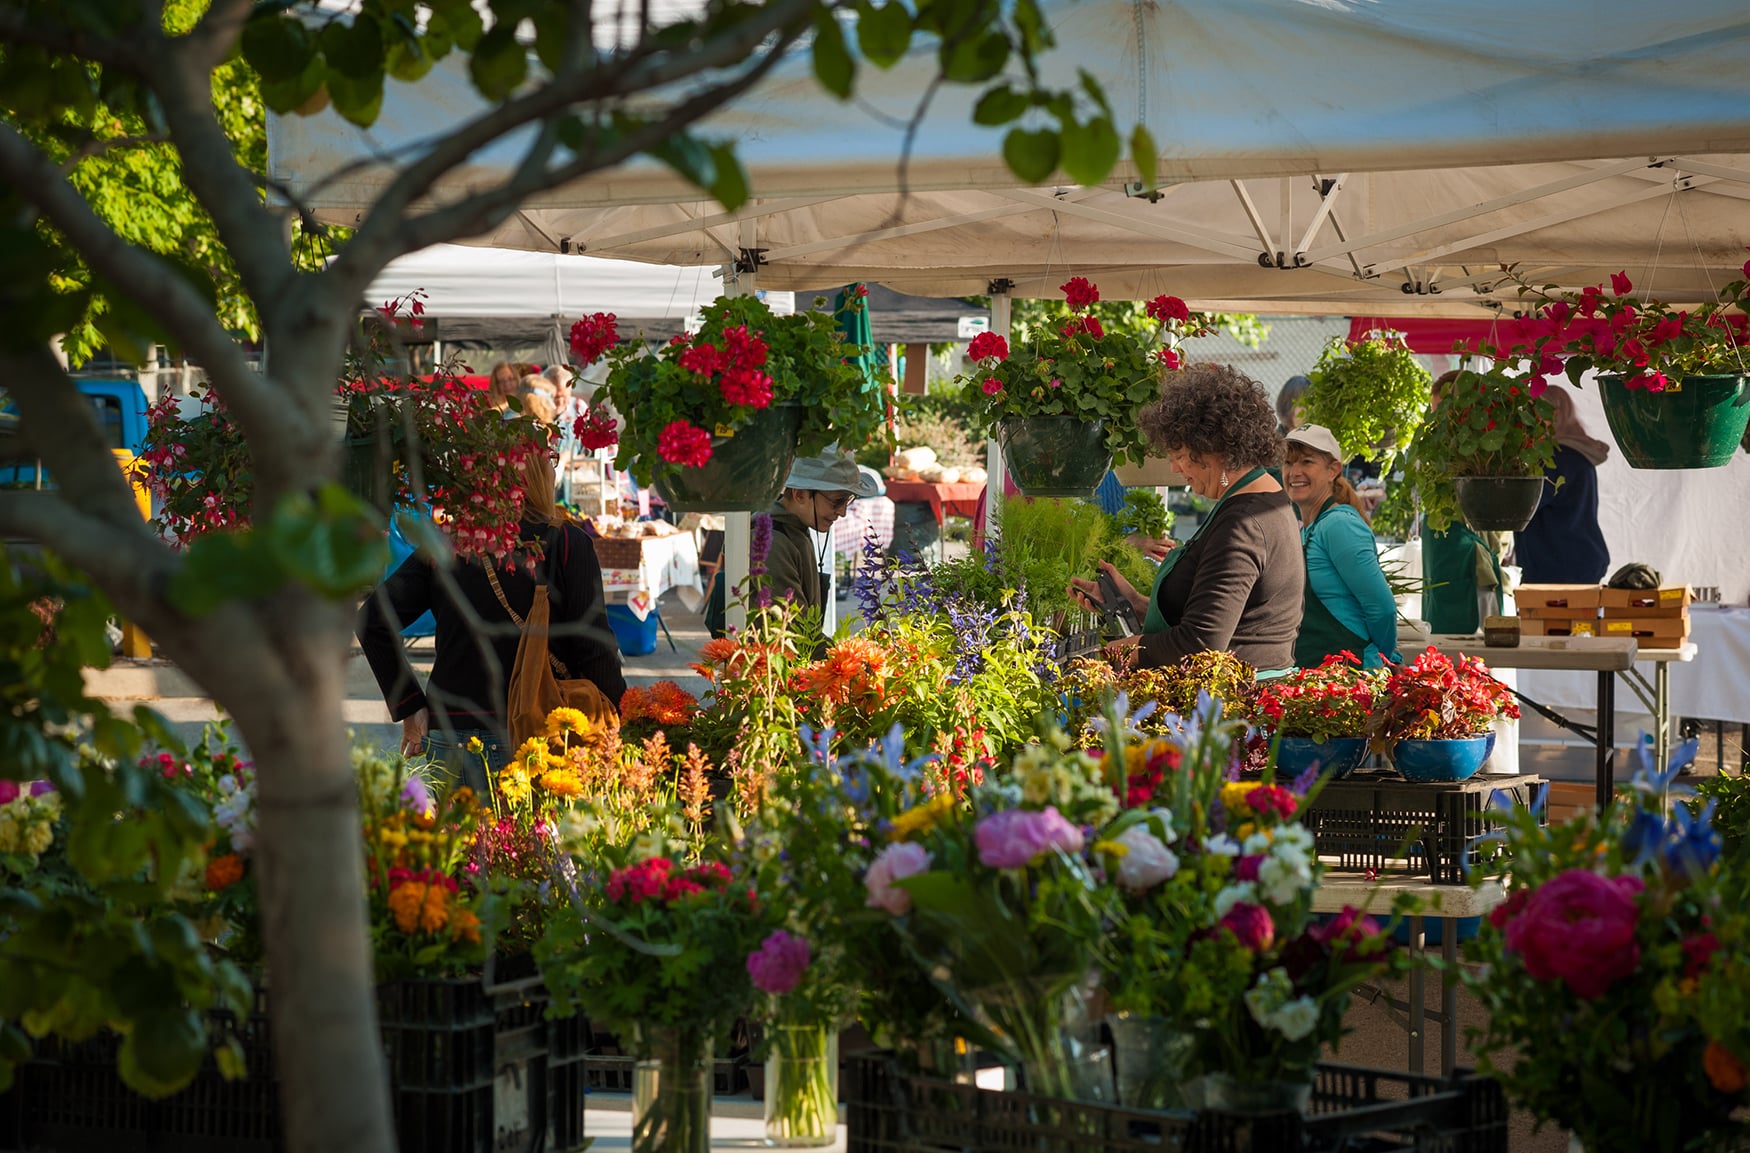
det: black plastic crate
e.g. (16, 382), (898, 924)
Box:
(844, 1052), (1507, 1153)
(1300, 772), (1544, 884)
(581, 1053), (747, 1096)
(546, 1056), (589, 1153)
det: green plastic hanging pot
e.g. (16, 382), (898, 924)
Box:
(997, 417), (1112, 499)
(651, 403), (802, 513)
(1453, 476), (1546, 532)
(1597, 373), (1750, 469)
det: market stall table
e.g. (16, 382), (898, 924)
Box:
(883, 480), (985, 560)
(1313, 874), (1506, 1076)
(594, 531), (705, 651)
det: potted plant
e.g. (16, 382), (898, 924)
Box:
(1365, 647), (1518, 781)
(587, 292), (886, 512)
(1301, 331), (1432, 465)
(959, 278), (1210, 498)
(1399, 367), (1556, 532)
(1465, 739), (1750, 1152)
(1253, 653), (1386, 779)
(1489, 266), (1750, 469)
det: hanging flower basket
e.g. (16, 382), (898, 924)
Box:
(1598, 373), (1750, 470)
(1453, 476), (1546, 532)
(998, 417), (1112, 499)
(651, 403), (803, 513)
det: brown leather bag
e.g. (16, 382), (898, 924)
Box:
(485, 557), (617, 749)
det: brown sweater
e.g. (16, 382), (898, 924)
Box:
(1139, 490), (1305, 670)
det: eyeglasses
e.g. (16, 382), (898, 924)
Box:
(814, 492), (855, 514)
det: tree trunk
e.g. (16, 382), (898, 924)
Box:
(224, 597), (395, 1153)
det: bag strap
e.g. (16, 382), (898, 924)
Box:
(485, 564), (573, 680)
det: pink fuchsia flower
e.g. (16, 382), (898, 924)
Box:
(865, 842), (931, 915)
(1060, 276), (1099, 309)
(1113, 824), (1179, 892)
(747, 929), (811, 994)
(1244, 784), (1298, 821)
(974, 806), (1085, 869)
(967, 332), (1009, 362)
(1221, 902), (1275, 952)
(1504, 869), (1643, 1000)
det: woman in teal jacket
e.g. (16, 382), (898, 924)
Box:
(1283, 426), (1401, 667)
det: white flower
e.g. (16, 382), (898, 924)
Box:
(1267, 996), (1321, 1041)
(1243, 829), (1273, 855)
(1243, 967), (1290, 1026)
(556, 809), (600, 844)
(630, 831), (664, 861)
(1144, 808), (1179, 844)
(1113, 825), (1179, 892)
(1205, 833), (1241, 857)
(1272, 825), (1315, 854)
(1258, 855), (1312, 905)
(216, 774), (238, 796)
(1214, 882), (1257, 918)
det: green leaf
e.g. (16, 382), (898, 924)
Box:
(705, 143), (749, 212)
(166, 531), (285, 617)
(257, 52), (327, 115)
(385, 36), (434, 84)
(327, 67), (386, 128)
(532, 5), (571, 74)
(319, 17), (386, 79)
(855, 1), (913, 68)
(812, 13), (855, 99)
(972, 84), (1028, 127)
(118, 1008), (206, 1099)
(1002, 127), (1059, 183)
(469, 24), (528, 101)
(941, 30), (1010, 84)
(1565, 357), (1592, 387)
(1129, 124), (1158, 193)
(264, 485), (390, 600)
(240, 14), (316, 84)
(1076, 68), (1112, 116)
(1059, 115), (1120, 186)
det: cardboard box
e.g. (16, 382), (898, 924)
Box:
(1515, 583), (1604, 610)
(1600, 616), (1692, 642)
(1519, 618), (1598, 638)
(1600, 604), (1688, 620)
(1598, 584), (1693, 610)
(1516, 604), (1602, 622)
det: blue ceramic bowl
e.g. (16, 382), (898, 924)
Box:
(1276, 736), (1369, 780)
(1391, 736), (1492, 782)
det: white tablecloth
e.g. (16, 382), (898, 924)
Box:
(599, 533), (704, 613)
(1517, 603), (1750, 724)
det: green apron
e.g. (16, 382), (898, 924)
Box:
(1423, 524), (1505, 635)
(1142, 467), (1269, 633)
(1293, 497), (1371, 668)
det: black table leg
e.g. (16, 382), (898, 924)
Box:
(1596, 669), (1617, 810)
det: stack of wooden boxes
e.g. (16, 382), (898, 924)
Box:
(1515, 582), (1692, 645)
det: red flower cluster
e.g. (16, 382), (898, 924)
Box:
(1245, 784), (1299, 821)
(1375, 647), (1518, 740)
(1122, 741), (1181, 808)
(1254, 652), (1381, 742)
(1307, 904), (1384, 962)
(981, 376), (1003, 395)
(967, 332), (1009, 362)
(569, 313), (619, 363)
(604, 857), (736, 905)
(573, 404), (619, 451)
(1061, 276), (1099, 309)
(657, 420), (714, 468)
(1146, 294), (1191, 323)
(1156, 348), (1182, 370)
(720, 367), (774, 408)
(1060, 315), (1105, 341)
(388, 867), (460, 894)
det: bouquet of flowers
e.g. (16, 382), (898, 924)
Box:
(589, 292), (885, 485)
(1253, 653), (1386, 743)
(1485, 264), (1750, 393)
(1366, 647), (1517, 746)
(959, 278), (1212, 466)
(1464, 737), (1750, 1152)
(151, 723), (264, 961)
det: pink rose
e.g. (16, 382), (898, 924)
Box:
(1503, 869), (1643, 1000)
(974, 806), (1084, 869)
(747, 929), (811, 995)
(1221, 902), (1275, 952)
(864, 842), (931, 915)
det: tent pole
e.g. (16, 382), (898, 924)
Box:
(722, 259), (753, 634)
(985, 283), (1012, 543)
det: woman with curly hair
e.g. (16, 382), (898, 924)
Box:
(1069, 363), (1304, 670)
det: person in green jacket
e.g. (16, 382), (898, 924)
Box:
(1418, 371), (1508, 635)
(756, 450), (882, 655)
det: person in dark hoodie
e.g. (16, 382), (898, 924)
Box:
(758, 450), (883, 655)
(1514, 385), (1611, 584)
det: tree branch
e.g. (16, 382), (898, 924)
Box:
(186, 0), (252, 73)
(59, 132), (169, 173)
(0, 122), (281, 442)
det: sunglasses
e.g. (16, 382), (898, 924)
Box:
(813, 491), (855, 514)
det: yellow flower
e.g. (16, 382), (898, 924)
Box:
(1092, 839), (1130, 859)
(1220, 781), (1262, 814)
(544, 707), (593, 740)
(538, 768), (587, 798)
(499, 764), (532, 805)
(889, 794), (956, 842)
(515, 737), (551, 769)
(465, 735), (484, 755)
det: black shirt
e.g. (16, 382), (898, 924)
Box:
(357, 520), (627, 731)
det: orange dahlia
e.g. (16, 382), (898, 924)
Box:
(205, 852), (245, 891)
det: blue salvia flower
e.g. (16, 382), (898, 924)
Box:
(1663, 799), (1722, 881)
(1290, 764), (1321, 795)
(943, 593), (998, 682)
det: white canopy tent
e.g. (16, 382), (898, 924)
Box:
(271, 0), (1750, 310)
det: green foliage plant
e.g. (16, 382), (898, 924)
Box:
(597, 293), (888, 486)
(960, 280), (1214, 466)
(994, 496), (1154, 630)
(1301, 333), (1433, 463)
(1400, 368), (1556, 533)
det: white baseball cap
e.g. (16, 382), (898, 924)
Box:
(1285, 424), (1345, 461)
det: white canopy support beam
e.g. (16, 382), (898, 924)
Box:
(984, 285), (1011, 546)
(760, 188), (1107, 263)
(1230, 179), (1273, 258)
(1293, 173), (1347, 260)
(583, 196), (843, 252)
(721, 242), (757, 635)
(997, 188), (1262, 263)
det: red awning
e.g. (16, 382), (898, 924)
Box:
(1347, 316), (1504, 356)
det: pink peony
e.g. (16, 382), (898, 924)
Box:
(1308, 905), (1383, 959)
(864, 842), (931, 915)
(1221, 902), (1275, 952)
(974, 806), (1084, 869)
(1113, 824), (1178, 892)
(0, 780), (17, 804)
(1234, 854), (1264, 882)
(747, 929), (811, 995)
(1503, 869), (1643, 1000)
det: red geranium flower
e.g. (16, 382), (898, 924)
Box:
(657, 421), (714, 468)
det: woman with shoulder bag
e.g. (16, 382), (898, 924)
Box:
(357, 454), (627, 791)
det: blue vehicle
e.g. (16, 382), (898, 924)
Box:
(0, 376), (151, 501)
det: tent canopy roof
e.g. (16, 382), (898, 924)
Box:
(270, 0), (1750, 312)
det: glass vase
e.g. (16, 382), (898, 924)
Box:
(631, 1025), (713, 1153)
(975, 976), (1112, 1103)
(1199, 1071), (1312, 1115)
(1107, 1013), (1196, 1109)
(763, 1022), (839, 1147)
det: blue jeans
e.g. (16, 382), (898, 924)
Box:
(423, 728), (511, 795)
